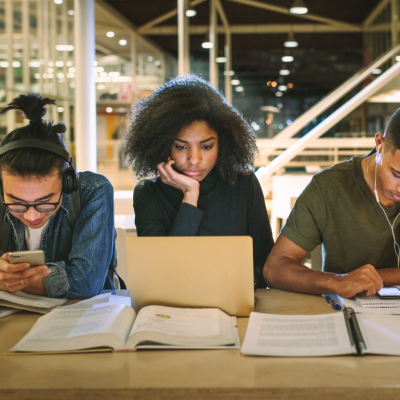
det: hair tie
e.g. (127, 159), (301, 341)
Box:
(29, 120), (42, 124)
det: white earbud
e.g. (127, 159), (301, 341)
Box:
(376, 144), (383, 165)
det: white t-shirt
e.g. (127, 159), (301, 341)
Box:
(24, 221), (50, 251)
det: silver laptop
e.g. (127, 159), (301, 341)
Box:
(126, 236), (254, 316)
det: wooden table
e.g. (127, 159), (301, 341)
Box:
(1, 289), (400, 400)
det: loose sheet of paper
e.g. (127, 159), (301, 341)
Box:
(130, 306), (220, 337)
(241, 312), (355, 357)
(342, 297), (400, 315)
(64, 293), (131, 309)
(0, 291), (66, 308)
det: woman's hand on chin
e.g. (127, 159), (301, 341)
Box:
(157, 159), (200, 207)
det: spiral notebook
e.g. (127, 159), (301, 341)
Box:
(355, 294), (400, 308)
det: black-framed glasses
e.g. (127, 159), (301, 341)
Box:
(2, 189), (63, 213)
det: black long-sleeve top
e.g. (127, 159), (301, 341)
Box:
(133, 169), (274, 288)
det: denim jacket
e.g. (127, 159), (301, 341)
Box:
(6, 171), (116, 299)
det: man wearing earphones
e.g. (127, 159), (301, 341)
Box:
(263, 109), (400, 298)
(0, 94), (117, 299)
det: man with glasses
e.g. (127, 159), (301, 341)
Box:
(0, 93), (117, 299)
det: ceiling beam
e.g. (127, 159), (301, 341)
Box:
(363, 0), (391, 27)
(226, 0), (360, 30)
(216, 0), (229, 30)
(142, 24), (363, 35)
(137, 0), (206, 33)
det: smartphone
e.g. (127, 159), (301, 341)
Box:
(9, 250), (46, 267)
(377, 287), (400, 299)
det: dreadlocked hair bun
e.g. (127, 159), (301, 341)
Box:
(0, 92), (68, 178)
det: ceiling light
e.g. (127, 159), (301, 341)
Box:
(108, 71), (120, 78)
(56, 45), (74, 51)
(290, 0), (308, 14)
(287, 83), (294, 89)
(280, 69), (290, 75)
(278, 85), (287, 91)
(282, 56), (294, 62)
(55, 61), (64, 67)
(28, 61), (41, 67)
(67, 10), (74, 16)
(202, 42), (213, 49)
(0, 62), (9, 68)
(68, 67), (76, 73)
(271, 81), (277, 87)
(57, 73), (64, 78)
(34, 73), (40, 79)
(97, 84), (106, 90)
(396, 56), (400, 62)
(155, 60), (161, 66)
(147, 56), (154, 62)
(106, 107), (113, 113)
(54, 0), (63, 4)
(66, 61), (72, 66)
(48, 61), (54, 66)
(235, 86), (244, 92)
(48, 73), (54, 78)
(275, 92), (283, 97)
(48, 68), (54, 73)
(94, 66), (104, 73)
(93, 61), (98, 66)
(57, 107), (64, 112)
(216, 57), (227, 63)
(224, 70), (234, 76)
(372, 68), (382, 75)
(284, 33), (298, 48)
(106, 31), (115, 38)
(12, 61), (21, 68)
(119, 39), (127, 46)
(231, 79), (240, 85)
(186, 9), (197, 17)
(266, 119), (272, 124)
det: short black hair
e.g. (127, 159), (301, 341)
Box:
(0, 93), (67, 179)
(121, 74), (257, 184)
(384, 107), (400, 153)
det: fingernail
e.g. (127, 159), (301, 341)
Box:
(46, 269), (52, 275)
(24, 263), (30, 268)
(41, 266), (48, 271)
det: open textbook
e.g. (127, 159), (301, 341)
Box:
(241, 309), (400, 357)
(10, 302), (240, 354)
(0, 291), (67, 314)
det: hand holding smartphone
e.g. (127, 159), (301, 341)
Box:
(9, 250), (46, 267)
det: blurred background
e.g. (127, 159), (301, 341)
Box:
(2, 0), (400, 238)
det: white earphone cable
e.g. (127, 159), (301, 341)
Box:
(373, 148), (400, 267)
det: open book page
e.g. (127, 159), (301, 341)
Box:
(126, 306), (235, 349)
(241, 312), (356, 357)
(0, 306), (20, 319)
(64, 293), (131, 309)
(0, 291), (66, 309)
(357, 314), (400, 355)
(136, 316), (240, 350)
(11, 304), (136, 352)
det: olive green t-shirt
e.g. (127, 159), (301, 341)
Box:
(281, 154), (400, 273)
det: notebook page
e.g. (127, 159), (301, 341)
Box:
(358, 314), (400, 355)
(342, 297), (400, 314)
(355, 294), (400, 308)
(0, 291), (66, 308)
(241, 312), (356, 357)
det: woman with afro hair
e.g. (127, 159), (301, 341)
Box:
(122, 75), (274, 289)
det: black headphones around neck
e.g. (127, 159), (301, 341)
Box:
(0, 139), (78, 194)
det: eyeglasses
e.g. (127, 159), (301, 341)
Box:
(2, 189), (63, 213)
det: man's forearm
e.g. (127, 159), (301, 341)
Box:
(378, 268), (400, 287)
(264, 257), (338, 295)
(23, 278), (47, 296)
